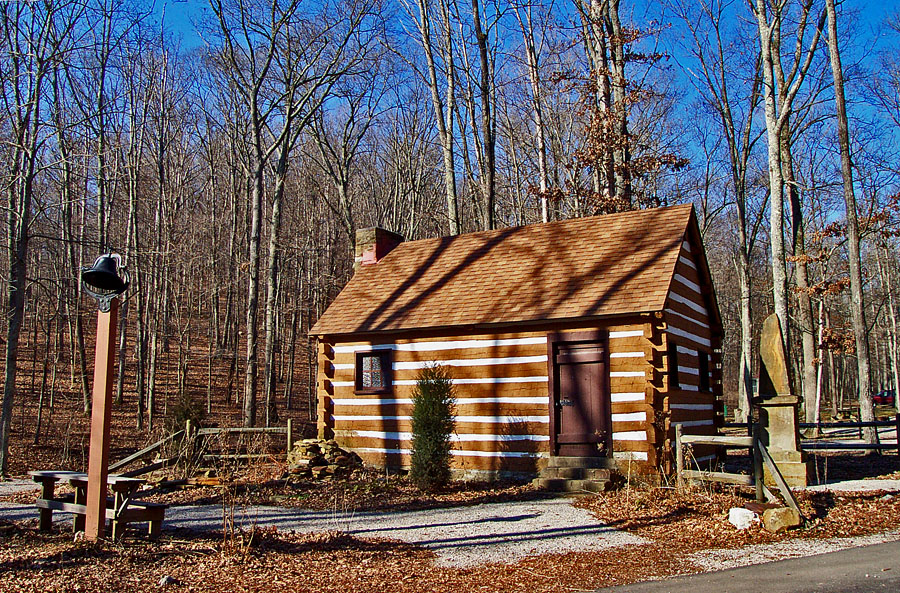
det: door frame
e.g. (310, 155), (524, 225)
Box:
(547, 330), (612, 456)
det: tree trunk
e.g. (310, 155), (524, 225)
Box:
(243, 167), (263, 427)
(412, 0), (459, 234)
(824, 0), (876, 444)
(471, 0), (495, 230)
(782, 134), (817, 420)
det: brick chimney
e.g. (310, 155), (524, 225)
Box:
(354, 227), (404, 269)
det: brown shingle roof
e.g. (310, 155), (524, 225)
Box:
(311, 204), (695, 336)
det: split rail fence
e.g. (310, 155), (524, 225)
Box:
(108, 420), (296, 477)
(674, 424), (802, 515)
(725, 414), (900, 455)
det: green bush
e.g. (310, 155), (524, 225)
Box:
(409, 365), (456, 491)
(167, 393), (207, 433)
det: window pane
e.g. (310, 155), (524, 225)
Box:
(361, 354), (384, 388)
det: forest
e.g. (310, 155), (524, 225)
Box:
(0, 0), (899, 477)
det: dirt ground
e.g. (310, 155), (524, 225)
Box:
(2, 453), (900, 593)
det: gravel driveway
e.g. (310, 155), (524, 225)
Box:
(0, 486), (645, 567)
(164, 496), (646, 567)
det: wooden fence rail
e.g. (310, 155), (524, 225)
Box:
(108, 419), (296, 474)
(724, 414), (900, 456)
(675, 424), (802, 516)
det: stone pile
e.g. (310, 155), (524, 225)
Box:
(285, 439), (364, 481)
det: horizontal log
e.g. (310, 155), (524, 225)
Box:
(680, 434), (751, 446)
(609, 360), (653, 374)
(332, 344), (548, 365)
(336, 433), (549, 454)
(333, 419), (550, 435)
(609, 420), (651, 433)
(667, 391), (718, 404)
(666, 328), (713, 350)
(197, 427), (287, 436)
(354, 449), (544, 473)
(332, 402), (549, 415)
(109, 431), (183, 472)
(610, 401), (655, 414)
(801, 442), (898, 451)
(665, 302), (711, 332)
(332, 349), (655, 377)
(610, 440), (652, 452)
(610, 377), (648, 391)
(683, 469), (752, 486)
(332, 362), (551, 383)
(670, 409), (716, 423)
(329, 326), (650, 359)
(327, 381), (551, 397)
(674, 259), (704, 288)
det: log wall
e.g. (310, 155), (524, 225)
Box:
(317, 318), (680, 476)
(661, 239), (724, 471)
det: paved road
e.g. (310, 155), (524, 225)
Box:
(602, 540), (900, 593)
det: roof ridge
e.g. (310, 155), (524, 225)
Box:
(389, 203), (693, 253)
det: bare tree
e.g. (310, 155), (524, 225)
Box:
(400, 0), (461, 234)
(0, 1), (83, 477)
(672, 0), (765, 423)
(824, 0), (875, 443)
(209, 0), (377, 426)
(749, 0), (825, 356)
(513, 1), (554, 223)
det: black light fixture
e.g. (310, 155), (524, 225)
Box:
(81, 253), (128, 311)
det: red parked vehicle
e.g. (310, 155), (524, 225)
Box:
(873, 390), (896, 406)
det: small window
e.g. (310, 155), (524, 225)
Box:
(667, 341), (679, 389)
(699, 351), (710, 392)
(355, 350), (392, 394)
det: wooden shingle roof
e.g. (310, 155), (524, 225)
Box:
(311, 204), (697, 337)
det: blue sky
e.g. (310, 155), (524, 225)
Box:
(155, 0), (207, 48)
(158, 0), (899, 51)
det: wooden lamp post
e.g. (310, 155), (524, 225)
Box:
(81, 253), (128, 541)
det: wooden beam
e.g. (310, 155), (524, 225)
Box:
(109, 431), (183, 472)
(120, 459), (172, 478)
(683, 469), (753, 486)
(756, 442), (803, 517)
(681, 434), (753, 447)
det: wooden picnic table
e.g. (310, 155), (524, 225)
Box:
(28, 470), (165, 538)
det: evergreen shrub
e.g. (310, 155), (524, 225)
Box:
(409, 365), (456, 490)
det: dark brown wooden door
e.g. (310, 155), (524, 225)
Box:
(550, 335), (612, 457)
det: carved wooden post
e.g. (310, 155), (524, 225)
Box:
(84, 298), (119, 541)
(286, 418), (293, 457)
(675, 423), (684, 492)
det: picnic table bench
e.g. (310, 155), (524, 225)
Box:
(29, 470), (166, 538)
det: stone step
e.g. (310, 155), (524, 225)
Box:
(546, 456), (617, 470)
(539, 467), (613, 481)
(532, 478), (614, 493)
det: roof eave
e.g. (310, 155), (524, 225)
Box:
(309, 308), (664, 342)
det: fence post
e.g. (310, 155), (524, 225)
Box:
(675, 423), (684, 492)
(286, 418), (293, 458)
(752, 423), (764, 502)
(895, 414), (899, 457)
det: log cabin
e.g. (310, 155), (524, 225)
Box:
(309, 204), (723, 483)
